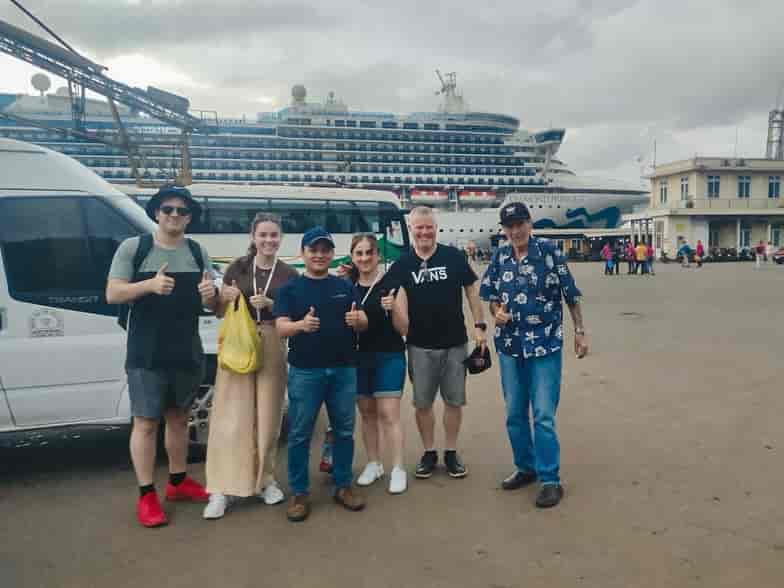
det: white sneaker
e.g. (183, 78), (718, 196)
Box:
(261, 482), (285, 505)
(203, 493), (228, 519)
(357, 461), (384, 486)
(388, 466), (408, 494)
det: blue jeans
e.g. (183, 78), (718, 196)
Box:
(497, 351), (562, 484)
(287, 366), (357, 495)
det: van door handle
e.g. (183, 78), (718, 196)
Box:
(0, 308), (6, 332)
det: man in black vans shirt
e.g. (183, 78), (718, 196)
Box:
(388, 206), (487, 479)
(107, 186), (217, 528)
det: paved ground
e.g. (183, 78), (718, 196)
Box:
(2, 262), (783, 588)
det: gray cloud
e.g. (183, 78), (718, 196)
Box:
(2, 0), (783, 182)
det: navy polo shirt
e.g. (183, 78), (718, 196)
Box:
(273, 275), (360, 368)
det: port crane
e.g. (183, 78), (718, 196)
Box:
(0, 10), (209, 185)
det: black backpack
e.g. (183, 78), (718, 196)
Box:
(117, 234), (205, 330)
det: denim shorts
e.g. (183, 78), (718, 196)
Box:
(356, 352), (406, 398)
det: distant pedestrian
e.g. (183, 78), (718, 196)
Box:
(695, 240), (705, 268)
(678, 239), (692, 268)
(646, 243), (655, 275)
(612, 242), (622, 275)
(766, 241), (775, 267)
(755, 240), (765, 269)
(625, 241), (635, 274)
(635, 242), (648, 275)
(601, 243), (613, 275)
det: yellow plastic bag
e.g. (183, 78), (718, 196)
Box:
(218, 296), (262, 374)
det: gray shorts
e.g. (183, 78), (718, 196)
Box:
(127, 363), (205, 419)
(407, 344), (467, 408)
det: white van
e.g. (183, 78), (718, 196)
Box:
(0, 139), (219, 449)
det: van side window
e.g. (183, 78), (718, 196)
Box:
(0, 197), (139, 315)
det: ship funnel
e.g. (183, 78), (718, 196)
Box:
(766, 82), (784, 160)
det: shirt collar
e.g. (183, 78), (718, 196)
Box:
(505, 237), (543, 262)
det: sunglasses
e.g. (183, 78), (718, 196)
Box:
(160, 205), (191, 216)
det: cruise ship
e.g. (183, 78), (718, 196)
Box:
(0, 72), (647, 228)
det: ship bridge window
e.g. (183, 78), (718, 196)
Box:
(424, 123), (439, 131)
(334, 120), (346, 127)
(360, 121), (376, 128)
(403, 123), (419, 130)
(345, 120), (357, 127)
(382, 122), (398, 129)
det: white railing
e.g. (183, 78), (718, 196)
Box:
(659, 198), (784, 211)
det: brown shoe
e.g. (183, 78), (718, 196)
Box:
(286, 495), (310, 522)
(334, 486), (366, 511)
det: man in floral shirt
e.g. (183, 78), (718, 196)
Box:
(479, 201), (588, 508)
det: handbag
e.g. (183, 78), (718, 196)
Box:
(218, 295), (262, 374)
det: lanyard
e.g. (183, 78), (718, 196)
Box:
(359, 271), (382, 307)
(252, 257), (277, 323)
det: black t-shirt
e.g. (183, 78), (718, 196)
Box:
(388, 244), (477, 349)
(354, 272), (405, 354)
(272, 275), (360, 368)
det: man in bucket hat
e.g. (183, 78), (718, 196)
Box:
(107, 185), (217, 527)
(479, 201), (588, 508)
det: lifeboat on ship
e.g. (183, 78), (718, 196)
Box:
(410, 189), (449, 204)
(458, 190), (497, 205)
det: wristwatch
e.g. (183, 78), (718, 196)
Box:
(475, 322), (487, 331)
(574, 327), (585, 336)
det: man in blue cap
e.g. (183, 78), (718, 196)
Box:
(274, 227), (369, 522)
(107, 185), (217, 527)
(479, 201), (588, 508)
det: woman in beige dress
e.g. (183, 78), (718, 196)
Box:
(203, 213), (298, 519)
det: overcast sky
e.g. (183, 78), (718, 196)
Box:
(2, 0), (783, 184)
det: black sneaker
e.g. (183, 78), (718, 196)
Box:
(415, 451), (438, 479)
(444, 450), (467, 478)
(501, 470), (537, 490)
(535, 484), (564, 508)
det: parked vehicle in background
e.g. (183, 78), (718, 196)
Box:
(0, 139), (218, 452)
(773, 247), (784, 264)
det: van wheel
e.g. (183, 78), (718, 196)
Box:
(187, 384), (213, 463)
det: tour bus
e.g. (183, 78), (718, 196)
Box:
(0, 139), (219, 450)
(121, 184), (409, 271)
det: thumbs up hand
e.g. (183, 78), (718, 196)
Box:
(301, 306), (320, 333)
(149, 263), (175, 296)
(380, 288), (397, 312)
(494, 302), (513, 326)
(220, 280), (241, 304)
(344, 301), (367, 331)
(198, 270), (216, 304)
(250, 287), (274, 311)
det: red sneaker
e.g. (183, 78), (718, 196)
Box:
(165, 477), (209, 503)
(137, 492), (168, 528)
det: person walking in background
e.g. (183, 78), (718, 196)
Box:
(274, 227), (369, 522)
(646, 242), (655, 276)
(347, 234), (410, 495)
(766, 241), (775, 267)
(625, 241), (636, 274)
(387, 206), (487, 480)
(635, 241), (648, 275)
(106, 186), (216, 528)
(755, 240), (765, 269)
(695, 240), (705, 268)
(678, 239), (692, 268)
(480, 202), (589, 508)
(203, 214), (298, 520)
(612, 241), (622, 275)
(601, 243), (613, 276)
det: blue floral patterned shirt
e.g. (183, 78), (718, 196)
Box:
(479, 237), (582, 359)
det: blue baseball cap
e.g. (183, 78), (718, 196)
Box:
(301, 226), (335, 249)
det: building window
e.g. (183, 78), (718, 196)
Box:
(772, 225), (782, 247)
(659, 180), (668, 204)
(769, 176), (781, 198)
(680, 177), (689, 200)
(707, 175), (720, 198)
(709, 226), (719, 249)
(737, 175), (751, 198)
(740, 223), (751, 249)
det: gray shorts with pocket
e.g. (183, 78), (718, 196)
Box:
(407, 344), (467, 408)
(127, 363), (205, 419)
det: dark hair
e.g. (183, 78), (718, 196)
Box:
(348, 233), (378, 282)
(240, 213), (283, 273)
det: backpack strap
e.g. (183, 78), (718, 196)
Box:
(186, 238), (206, 274)
(132, 234), (155, 279)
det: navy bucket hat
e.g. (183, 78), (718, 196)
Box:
(145, 185), (202, 223)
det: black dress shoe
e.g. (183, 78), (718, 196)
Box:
(535, 484), (564, 508)
(501, 470), (537, 490)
